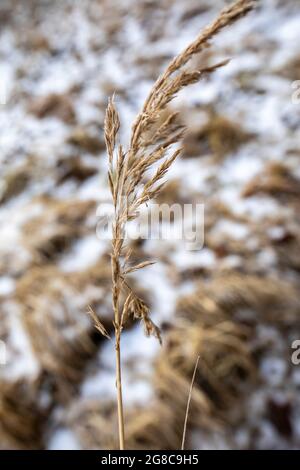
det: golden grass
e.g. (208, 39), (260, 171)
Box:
(15, 261), (112, 387)
(97, 0), (256, 449)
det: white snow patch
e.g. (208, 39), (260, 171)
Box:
(0, 277), (15, 296)
(59, 235), (108, 272)
(48, 429), (81, 450)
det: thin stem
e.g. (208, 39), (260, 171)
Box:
(112, 216), (125, 450)
(103, 0), (254, 452)
(181, 355), (200, 450)
(115, 328), (125, 450)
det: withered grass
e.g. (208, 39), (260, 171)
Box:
(98, 0), (256, 449)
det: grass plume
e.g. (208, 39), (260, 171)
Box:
(101, 0), (256, 450)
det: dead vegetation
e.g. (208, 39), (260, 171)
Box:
(67, 271), (260, 449)
(15, 262), (112, 386)
(0, 165), (31, 204)
(183, 113), (253, 159)
(0, 379), (48, 450)
(41, 266), (300, 450)
(156, 179), (182, 205)
(57, 156), (97, 184)
(271, 230), (300, 272)
(101, 0), (256, 449)
(19, 31), (52, 53)
(22, 198), (96, 263)
(184, 273), (300, 326)
(67, 127), (106, 155)
(242, 162), (300, 201)
(278, 55), (300, 81)
(28, 93), (76, 124)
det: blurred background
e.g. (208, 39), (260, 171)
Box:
(1, 0), (300, 450)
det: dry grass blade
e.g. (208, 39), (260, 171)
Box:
(100, 0), (255, 450)
(123, 260), (156, 275)
(87, 306), (111, 340)
(181, 355), (200, 450)
(104, 96), (120, 165)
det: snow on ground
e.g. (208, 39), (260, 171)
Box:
(1, 0), (300, 449)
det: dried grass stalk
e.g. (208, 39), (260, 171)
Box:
(181, 355), (200, 450)
(101, 0), (255, 450)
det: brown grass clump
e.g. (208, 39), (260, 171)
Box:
(67, 127), (106, 154)
(67, 399), (116, 449)
(22, 198), (95, 263)
(0, 379), (48, 450)
(68, 397), (196, 450)
(99, 0), (256, 449)
(183, 113), (253, 159)
(134, 54), (173, 82)
(20, 31), (51, 52)
(15, 263), (112, 387)
(0, 165), (31, 204)
(278, 55), (300, 82)
(153, 272), (300, 444)
(271, 231), (300, 273)
(67, 268), (300, 449)
(180, 4), (211, 24)
(67, 270), (300, 449)
(242, 162), (300, 200)
(67, 273), (256, 449)
(14, 258), (149, 392)
(57, 156), (97, 184)
(28, 92), (76, 123)
(166, 293), (253, 409)
(182, 273), (300, 325)
(156, 179), (182, 205)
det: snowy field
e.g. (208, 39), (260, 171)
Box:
(0, 0), (300, 449)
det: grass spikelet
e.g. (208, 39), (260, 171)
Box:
(87, 306), (111, 340)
